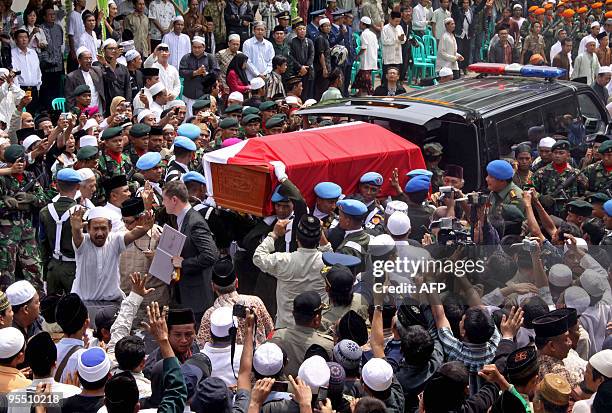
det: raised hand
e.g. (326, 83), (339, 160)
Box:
(130, 272), (155, 297)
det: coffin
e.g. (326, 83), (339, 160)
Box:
(203, 122), (426, 216)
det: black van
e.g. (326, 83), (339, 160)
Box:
(297, 76), (609, 191)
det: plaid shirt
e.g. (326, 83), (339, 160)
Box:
(438, 326), (501, 373)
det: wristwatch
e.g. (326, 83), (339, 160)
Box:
(374, 305), (383, 311)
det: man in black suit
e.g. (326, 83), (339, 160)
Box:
(64, 47), (106, 113)
(162, 180), (219, 322)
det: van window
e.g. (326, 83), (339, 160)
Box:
(542, 97), (579, 136)
(577, 93), (607, 135)
(495, 108), (544, 156)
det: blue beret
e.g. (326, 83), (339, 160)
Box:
(322, 252), (361, 268)
(314, 182), (342, 199)
(359, 172), (383, 186)
(136, 152), (162, 170)
(337, 199), (367, 216)
(182, 171), (207, 185)
(56, 168), (83, 183)
(486, 160), (514, 180)
(406, 169), (433, 178)
(271, 185), (288, 203)
(177, 123), (201, 140)
(174, 136), (197, 151)
(404, 176), (431, 193)
(604, 199), (612, 217)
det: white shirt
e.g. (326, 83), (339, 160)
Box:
(381, 23), (405, 65)
(579, 34), (595, 55)
(79, 30), (100, 62)
(68, 10), (85, 51)
(81, 69), (100, 107)
(162, 31), (192, 69)
(11, 47), (42, 88)
(201, 344), (243, 386)
(413, 4), (429, 32)
(572, 394), (594, 413)
(102, 202), (126, 233)
(176, 205), (191, 230)
(359, 28), (379, 71)
(437, 31), (459, 70)
(8, 378), (81, 413)
(144, 54), (182, 98)
(431, 8), (450, 40)
(149, 0), (175, 40)
(242, 36), (275, 80)
(72, 232), (127, 301)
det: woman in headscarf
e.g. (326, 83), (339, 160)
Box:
(226, 54), (251, 94)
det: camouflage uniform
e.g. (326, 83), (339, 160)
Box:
(98, 152), (136, 198)
(423, 143), (445, 193)
(513, 170), (534, 190)
(0, 173), (47, 290)
(488, 181), (525, 224)
(583, 160), (612, 194)
(532, 163), (587, 216)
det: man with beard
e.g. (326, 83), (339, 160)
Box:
(69, 205), (154, 301)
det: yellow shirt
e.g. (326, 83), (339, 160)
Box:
(0, 365), (32, 393)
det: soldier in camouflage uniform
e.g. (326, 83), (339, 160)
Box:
(98, 126), (134, 182)
(125, 123), (151, 166)
(0, 145), (47, 291)
(532, 140), (587, 217)
(423, 143), (444, 193)
(583, 140), (612, 194)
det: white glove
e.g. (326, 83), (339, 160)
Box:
(269, 161), (288, 182)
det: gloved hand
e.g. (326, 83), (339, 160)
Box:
(2, 196), (18, 209)
(269, 161), (287, 182)
(14, 192), (37, 204)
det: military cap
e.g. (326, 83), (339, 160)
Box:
(359, 172), (383, 186)
(533, 309), (569, 339)
(182, 171), (206, 185)
(404, 175), (431, 193)
(242, 106), (260, 116)
(120, 197), (145, 217)
(324, 264), (353, 294)
(129, 123), (151, 137)
(212, 257), (235, 287)
(588, 193), (610, 204)
(141, 67), (159, 77)
(259, 101), (278, 111)
(102, 175), (128, 194)
(56, 168), (83, 183)
(293, 291), (323, 316)
(567, 200), (593, 217)
(217, 117), (237, 130)
(486, 159), (514, 180)
(224, 104), (243, 114)
(192, 99), (211, 111)
(407, 168), (433, 178)
(332, 9), (347, 18)
(506, 346), (539, 382)
(444, 164), (463, 179)
(551, 139), (570, 151)
(297, 215), (321, 240)
(605, 200), (612, 216)
(265, 116), (285, 129)
(291, 17), (305, 28)
(538, 374), (571, 406)
(177, 123), (201, 140)
(101, 127), (123, 141)
(599, 139), (612, 153)
(271, 184), (288, 202)
(4, 144), (25, 163)
(174, 136), (197, 151)
(423, 142), (443, 157)
(514, 143), (532, 155)
(314, 182), (342, 199)
(275, 10), (290, 19)
(74, 84), (91, 96)
(77, 146), (99, 161)
(338, 310), (368, 346)
(337, 199), (367, 216)
(136, 152), (161, 171)
(321, 252), (361, 268)
(397, 298), (427, 328)
(241, 114), (261, 125)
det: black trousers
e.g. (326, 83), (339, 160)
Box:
(456, 36), (471, 70)
(40, 70), (63, 112)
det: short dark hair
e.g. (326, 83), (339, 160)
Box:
(496, 23), (510, 33)
(562, 38), (573, 46)
(78, 372), (110, 390)
(105, 372), (139, 413)
(399, 325), (434, 366)
(354, 397), (386, 413)
(163, 180), (189, 202)
(390, 11), (401, 19)
(407, 190), (428, 204)
(173, 146), (191, 158)
(115, 336), (146, 371)
(522, 296), (549, 329)
(386, 67), (400, 76)
(583, 218), (605, 245)
(57, 180), (80, 193)
(328, 68), (343, 85)
(463, 307), (494, 344)
(297, 231), (318, 249)
(329, 289), (353, 306)
(272, 55), (288, 70)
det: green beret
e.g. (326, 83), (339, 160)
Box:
(598, 139), (612, 154)
(219, 117), (239, 129)
(3, 144), (25, 163)
(192, 99), (211, 111)
(224, 104), (242, 114)
(567, 199), (593, 217)
(551, 140), (570, 151)
(242, 106), (260, 116)
(423, 143), (443, 157)
(74, 84), (91, 96)
(242, 114), (261, 125)
(101, 127), (123, 141)
(76, 146), (99, 161)
(130, 123), (151, 138)
(588, 193), (610, 204)
(265, 116), (285, 129)
(259, 101), (278, 111)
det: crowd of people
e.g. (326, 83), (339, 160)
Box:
(0, 0), (610, 413)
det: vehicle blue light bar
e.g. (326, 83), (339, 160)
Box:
(519, 65), (567, 79)
(469, 63), (567, 79)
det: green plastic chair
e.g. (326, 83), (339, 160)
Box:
(422, 34), (437, 65)
(51, 97), (66, 112)
(351, 33), (362, 94)
(411, 42), (435, 83)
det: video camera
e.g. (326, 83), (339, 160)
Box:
(467, 192), (488, 207)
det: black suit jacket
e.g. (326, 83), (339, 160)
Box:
(176, 208), (219, 314)
(64, 66), (106, 112)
